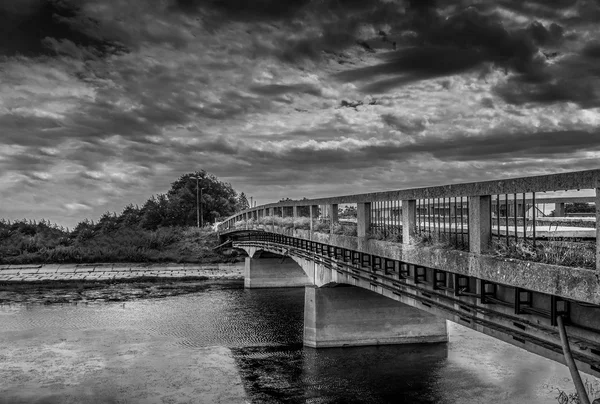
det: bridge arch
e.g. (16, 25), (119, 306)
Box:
(241, 243), (448, 347)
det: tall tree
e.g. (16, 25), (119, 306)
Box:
(237, 192), (250, 211)
(166, 170), (238, 226)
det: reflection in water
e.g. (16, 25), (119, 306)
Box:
(1, 281), (599, 403)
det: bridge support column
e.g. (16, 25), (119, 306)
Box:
(329, 204), (338, 233)
(468, 195), (492, 254)
(596, 180), (600, 270)
(303, 285), (448, 348)
(556, 202), (565, 217)
(357, 202), (371, 238)
(402, 199), (417, 244)
(310, 205), (318, 239)
(244, 256), (311, 288)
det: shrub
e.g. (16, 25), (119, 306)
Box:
(369, 227), (402, 243)
(294, 217), (311, 230)
(314, 221), (330, 233)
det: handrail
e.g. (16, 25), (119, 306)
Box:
(221, 169), (599, 224)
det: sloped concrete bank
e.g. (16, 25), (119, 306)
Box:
(0, 262), (245, 283)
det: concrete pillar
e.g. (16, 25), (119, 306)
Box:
(303, 286), (448, 348)
(310, 205), (318, 238)
(402, 200), (416, 244)
(293, 206), (298, 217)
(555, 202), (565, 217)
(329, 204), (338, 234)
(468, 195), (492, 254)
(244, 256), (311, 288)
(357, 202), (371, 238)
(596, 181), (600, 270)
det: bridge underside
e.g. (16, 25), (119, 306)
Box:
(244, 251), (447, 347)
(233, 232), (600, 378)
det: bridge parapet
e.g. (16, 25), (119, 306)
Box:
(220, 169), (600, 271)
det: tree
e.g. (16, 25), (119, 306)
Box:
(166, 170), (238, 226)
(565, 203), (595, 214)
(237, 192), (250, 212)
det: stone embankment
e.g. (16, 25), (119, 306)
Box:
(0, 262), (245, 283)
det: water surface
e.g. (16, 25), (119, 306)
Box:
(1, 281), (598, 403)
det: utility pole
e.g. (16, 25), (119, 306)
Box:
(192, 175), (203, 228)
(196, 176), (200, 228)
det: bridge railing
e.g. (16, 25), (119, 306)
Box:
(219, 169), (600, 270)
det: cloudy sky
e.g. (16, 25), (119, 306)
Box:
(1, 0), (599, 228)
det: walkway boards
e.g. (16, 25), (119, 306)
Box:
(0, 263), (244, 283)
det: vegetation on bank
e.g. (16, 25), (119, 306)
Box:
(0, 170), (250, 265)
(0, 222), (240, 265)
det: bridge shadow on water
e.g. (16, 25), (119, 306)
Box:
(231, 287), (455, 403)
(234, 342), (450, 404)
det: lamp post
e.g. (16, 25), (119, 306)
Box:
(191, 176), (203, 228)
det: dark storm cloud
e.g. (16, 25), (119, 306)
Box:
(495, 76), (599, 108)
(249, 83), (322, 97)
(231, 129), (600, 175)
(381, 114), (426, 134)
(172, 0), (310, 19)
(332, 5), (564, 93)
(0, 151), (55, 175)
(499, 0), (600, 25)
(335, 47), (486, 93)
(582, 41), (600, 58)
(0, 0), (127, 58)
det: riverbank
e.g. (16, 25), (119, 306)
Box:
(0, 262), (244, 283)
(0, 262), (245, 305)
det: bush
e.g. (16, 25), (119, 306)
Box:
(369, 227), (402, 243)
(0, 225), (234, 265)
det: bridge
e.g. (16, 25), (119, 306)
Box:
(218, 169), (600, 379)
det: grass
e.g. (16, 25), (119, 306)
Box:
(412, 232), (470, 251)
(492, 237), (596, 269)
(368, 226), (402, 243)
(554, 378), (600, 403)
(332, 222), (357, 236)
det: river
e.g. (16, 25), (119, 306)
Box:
(1, 280), (598, 403)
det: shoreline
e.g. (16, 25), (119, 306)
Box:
(0, 261), (245, 284)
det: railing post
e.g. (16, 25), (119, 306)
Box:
(555, 202), (565, 217)
(596, 179), (600, 270)
(310, 205), (317, 239)
(468, 195), (492, 254)
(330, 204), (338, 234)
(402, 200), (416, 244)
(357, 202), (371, 238)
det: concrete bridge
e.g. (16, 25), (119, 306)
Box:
(218, 169), (600, 378)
